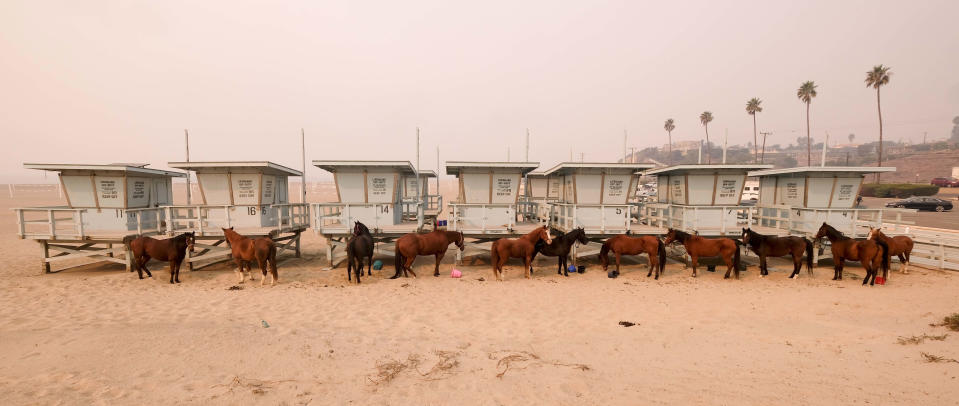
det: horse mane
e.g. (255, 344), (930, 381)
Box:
(354, 222), (371, 236)
(173, 232), (194, 241)
(820, 223), (849, 241)
(670, 229), (693, 243)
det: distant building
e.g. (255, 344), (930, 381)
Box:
(664, 140), (701, 153)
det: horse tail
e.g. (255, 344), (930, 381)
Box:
(875, 238), (890, 275)
(122, 235), (137, 250)
(491, 240), (500, 269)
(394, 248), (404, 278)
(598, 239), (611, 268)
(268, 239), (278, 276)
(657, 238), (667, 273)
(805, 238), (815, 273)
(733, 240), (742, 272)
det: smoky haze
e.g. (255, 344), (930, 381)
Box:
(2, 0), (958, 183)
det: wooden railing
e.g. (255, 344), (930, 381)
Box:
(549, 202), (639, 234)
(311, 202), (394, 234)
(13, 207), (167, 240)
(165, 203), (310, 236)
(642, 203), (754, 236)
(447, 203), (519, 234)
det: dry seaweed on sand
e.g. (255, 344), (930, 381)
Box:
(370, 351), (462, 385)
(211, 376), (295, 395)
(490, 350), (590, 378)
(942, 313), (959, 331)
(920, 352), (959, 364)
(413, 350), (461, 380)
(227, 285), (243, 291)
(619, 321), (637, 327)
(369, 354), (421, 385)
(896, 334), (948, 345)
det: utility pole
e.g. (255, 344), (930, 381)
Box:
(184, 129), (191, 205)
(629, 147), (636, 164)
(416, 127), (423, 230)
(759, 131), (772, 164)
(579, 152), (585, 162)
(525, 128), (530, 162)
(623, 129), (628, 164)
(923, 132), (927, 144)
(301, 128), (306, 203)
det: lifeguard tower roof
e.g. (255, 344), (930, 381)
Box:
(24, 163), (185, 177)
(168, 161), (301, 176)
(313, 160), (413, 173)
(747, 166), (897, 177)
(445, 161), (539, 175)
(644, 164), (773, 176)
(544, 162), (656, 176)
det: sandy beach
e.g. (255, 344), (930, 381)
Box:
(1, 192), (958, 405)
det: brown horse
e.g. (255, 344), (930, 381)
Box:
(393, 229), (465, 278)
(599, 233), (666, 279)
(815, 223), (889, 285)
(868, 227), (914, 274)
(222, 227), (278, 286)
(741, 228), (814, 279)
(663, 228), (741, 279)
(490, 226), (552, 281)
(123, 232), (195, 283)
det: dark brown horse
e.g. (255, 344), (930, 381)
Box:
(868, 227), (914, 274)
(599, 233), (666, 279)
(741, 228), (814, 279)
(814, 223), (889, 285)
(532, 228), (587, 277)
(663, 228), (741, 279)
(393, 229), (465, 278)
(123, 232), (195, 283)
(222, 227), (278, 286)
(346, 221), (374, 283)
(490, 226), (552, 281)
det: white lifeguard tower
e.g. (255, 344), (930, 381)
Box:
(519, 171), (561, 223)
(14, 163), (183, 273)
(445, 161), (540, 260)
(311, 160), (441, 267)
(544, 162), (657, 236)
(642, 164), (773, 236)
(166, 161), (309, 269)
(749, 166), (901, 238)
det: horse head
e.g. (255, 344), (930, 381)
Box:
(184, 231), (196, 253)
(455, 231), (465, 251)
(741, 227), (752, 245)
(574, 228), (588, 245)
(814, 222), (830, 241)
(867, 227), (880, 240)
(663, 228), (677, 245)
(539, 226), (553, 245)
(353, 221), (370, 236)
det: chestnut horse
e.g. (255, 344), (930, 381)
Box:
(123, 232), (195, 283)
(663, 228), (741, 279)
(532, 228), (587, 277)
(393, 229), (465, 278)
(741, 228), (814, 279)
(599, 233), (666, 279)
(814, 223), (889, 285)
(868, 227), (914, 274)
(490, 226), (552, 281)
(222, 227), (278, 286)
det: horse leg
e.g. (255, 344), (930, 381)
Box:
(524, 255), (532, 279)
(367, 252), (373, 276)
(724, 255), (733, 279)
(141, 255), (153, 278)
(690, 256), (698, 278)
(174, 260), (181, 284)
(259, 258), (269, 286)
(434, 252), (444, 277)
(614, 252), (622, 278)
(834, 258), (844, 281)
(404, 256), (417, 278)
(234, 259), (245, 283)
(898, 253), (908, 274)
(168, 260), (176, 284)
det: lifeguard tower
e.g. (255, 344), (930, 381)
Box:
(166, 161), (309, 269)
(311, 160), (441, 267)
(14, 163), (183, 273)
(749, 166), (900, 238)
(445, 161), (539, 260)
(642, 164), (773, 236)
(519, 171), (561, 224)
(544, 162), (657, 235)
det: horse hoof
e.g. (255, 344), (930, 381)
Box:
(138, 277), (144, 280)
(607, 271), (617, 278)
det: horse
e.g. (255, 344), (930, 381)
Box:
(531, 227), (588, 277)
(346, 221), (374, 283)
(741, 228), (814, 279)
(599, 232), (666, 279)
(489, 226), (553, 281)
(663, 228), (741, 279)
(393, 229), (465, 278)
(814, 223), (889, 285)
(222, 227), (278, 286)
(123, 232), (195, 284)
(868, 227), (914, 274)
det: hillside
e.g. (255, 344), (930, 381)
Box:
(879, 150), (959, 183)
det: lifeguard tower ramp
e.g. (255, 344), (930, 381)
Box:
(14, 163), (183, 274)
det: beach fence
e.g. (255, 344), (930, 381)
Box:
(6, 183), (62, 199)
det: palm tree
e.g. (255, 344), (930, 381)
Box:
(797, 81), (818, 166)
(699, 111), (714, 164)
(848, 133), (855, 144)
(865, 65), (892, 182)
(746, 98), (763, 163)
(664, 119), (675, 163)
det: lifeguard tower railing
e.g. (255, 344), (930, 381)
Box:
(401, 194), (443, 222)
(642, 203), (756, 236)
(550, 202), (645, 234)
(447, 202), (525, 234)
(164, 203), (310, 236)
(313, 202), (404, 234)
(14, 206), (169, 240)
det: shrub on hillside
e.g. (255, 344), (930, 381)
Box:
(860, 183), (940, 198)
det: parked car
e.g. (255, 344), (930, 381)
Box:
(885, 196), (954, 212)
(931, 177), (959, 187)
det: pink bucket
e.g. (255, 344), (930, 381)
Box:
(451, 269), (462, 278)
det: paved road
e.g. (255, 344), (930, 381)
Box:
(862, 194), (959, 230)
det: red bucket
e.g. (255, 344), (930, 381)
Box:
(875, 276), (885, 285)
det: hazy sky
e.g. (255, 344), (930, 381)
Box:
(3, 0), (958, 183)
